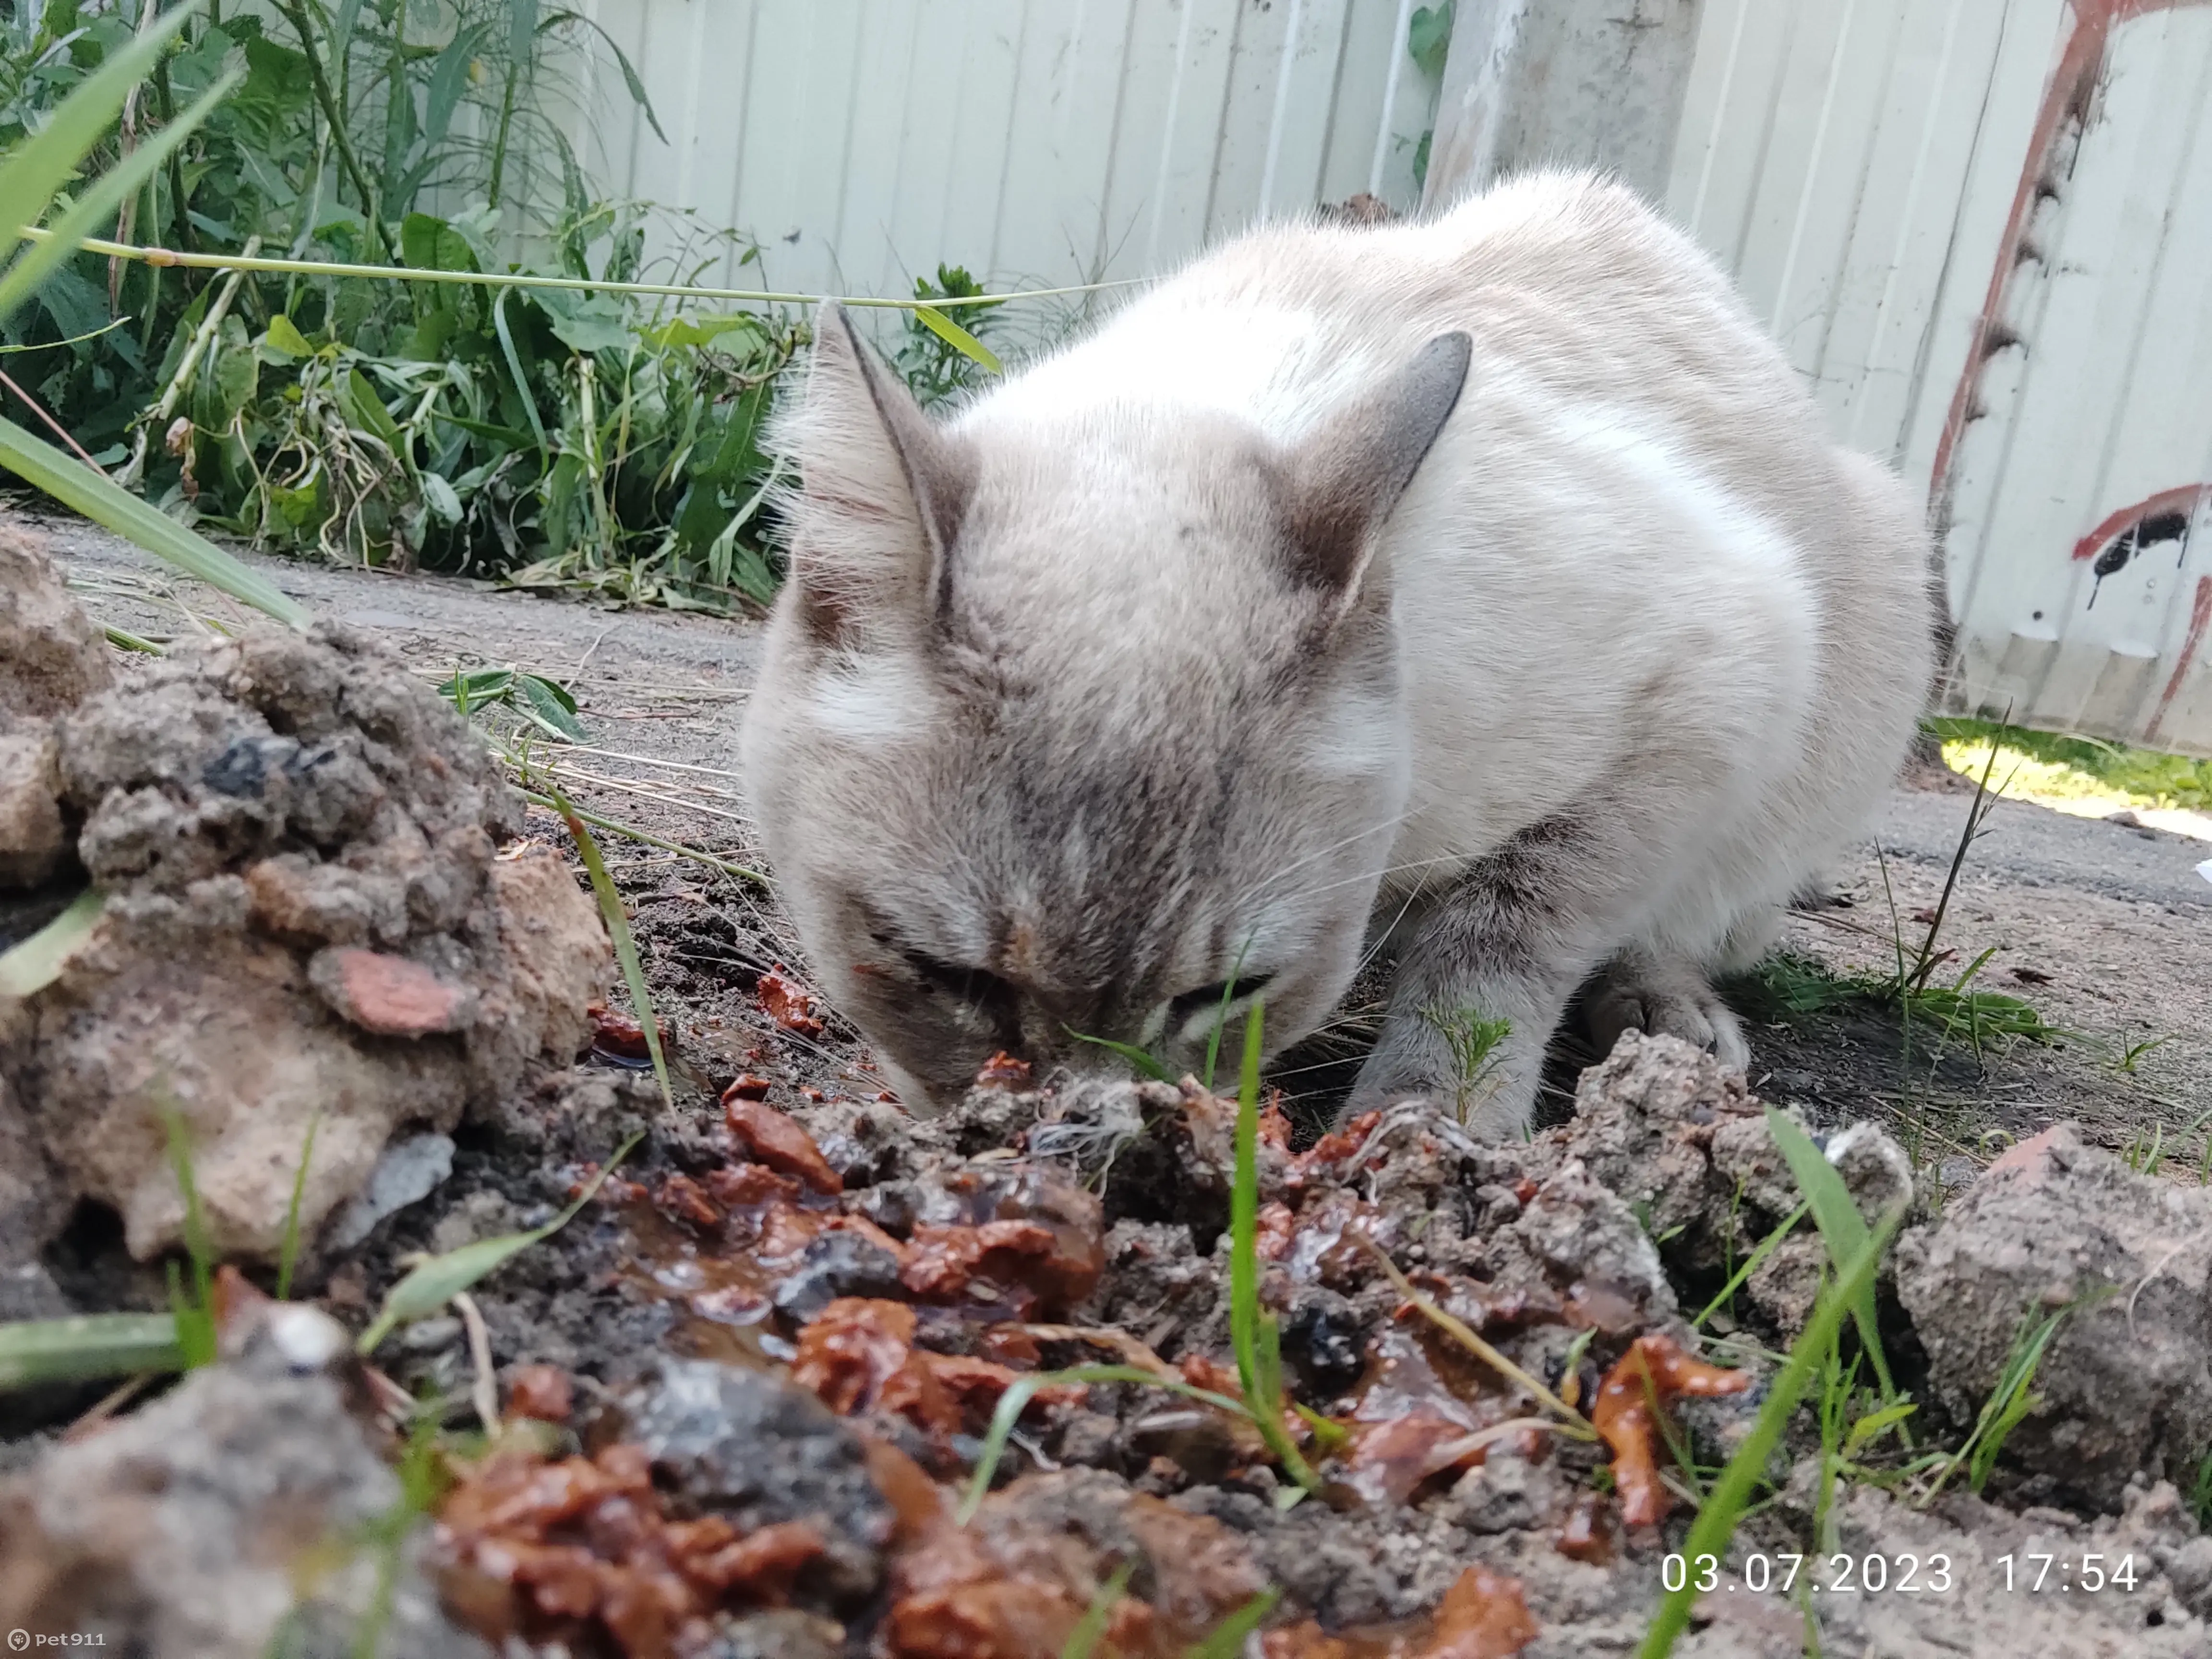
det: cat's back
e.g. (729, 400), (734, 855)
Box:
(971, 171), (1808, 455)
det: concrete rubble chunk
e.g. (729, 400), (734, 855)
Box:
(1894, 1121), (2212, 1511)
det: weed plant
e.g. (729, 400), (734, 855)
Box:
(0, 0), (807, 604)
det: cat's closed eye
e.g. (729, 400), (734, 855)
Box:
(901, 950), (1018, 1014)
(1169, 972), (1274, 1031)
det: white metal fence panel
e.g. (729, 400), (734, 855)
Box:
(570, 0), (1437, 304)
(1665, 0), (2212, 756)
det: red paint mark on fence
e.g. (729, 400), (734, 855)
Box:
(2145, 576), (2212, 746)
(1930, 0), (2212, 509)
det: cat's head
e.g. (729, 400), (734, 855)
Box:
(740, 305), (1467, 1111)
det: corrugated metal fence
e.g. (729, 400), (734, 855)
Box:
(571, 0), (1439, 301)
(1668, 0), (2212, 756)
(572, 0), (2212, 756)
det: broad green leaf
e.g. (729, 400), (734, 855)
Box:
(0, 888), (103, 999)
(913, 304), (1002, 374)
(517, 673), (585, 739)
(0, 1311), (184, 1391)
(419, 470), (463, 526)
(644, 313), (765, 351)
(212, 337), (260, 425)
(263, 313), (315, 358)
(0, 415), (312, 628)
(436, 666), (514, 709)
(1408, 3), (1454, 77)
(339, 368), (407, 454)
(540, 294), (633, 355)
(400, 211), (479, 274)
(357, 1129), (641, 1354)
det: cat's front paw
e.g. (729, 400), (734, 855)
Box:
(1341, 1018), (1454, 1119)
(1342, 1018), (1539, 1142)
(1587, 954), (1750, 1070)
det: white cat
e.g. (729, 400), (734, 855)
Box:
(740, 170), (1934, 1135)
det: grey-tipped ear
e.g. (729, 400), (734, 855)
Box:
(783, 302), (976, 644)
(1282, 331), (1471, 599)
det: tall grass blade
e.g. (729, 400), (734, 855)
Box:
(1066, 1030), (1174, 1083)
(0, 1311), (184, 1390)
(553, 791), (672, 1111)
(356, 1128), (642, 1354)
(1638, 1212), (1900, 1659)
(0, 6), (197, 259)
(276, 1111), (322, 1302)
(1764, 1107), (1896, 1400)
(1060, 1561), (1133, 1659)
(1200, 946), (1250, 1094)
(161, 1109), (218, 1370)
(0, 71), (239, 324)
(1184, 1589), (1282, 1659)
(913, 304), (1003, 374)
(1230, 1005), (1322, 1495)
(962, 1363), (1253, 1523)
(1691, 1198), (1810, 1330)
(0, 417), (312, 627)
(0, 888), (103, 998)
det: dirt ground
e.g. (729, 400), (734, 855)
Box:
(8, 508), (2212, 1659)
(41, 513), (2210, 1175)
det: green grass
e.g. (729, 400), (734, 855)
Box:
(356, 1128), (642, 1356)
(1731, 746), (2061, 1063)
(1691, 1198), (1810, 1330)
(159, 1106), (219, 1371)
(1764, 1108), (1900, 1409)
(1418, 1004), (1513, 1124)
(276, 1111), (322, 1303)
(1638, 1213), (1900, 1659)
(1931, 716), (2212, 812)
(1227, 1003), (1323, 1499)
(1917, 1293), (2102, 1504)
(1185, 1590), (1283, 1659)
(966, 1001), (1328, 1517)
(1059, 1561), (1133, 1659)
(1734, 940), (2058, 1052)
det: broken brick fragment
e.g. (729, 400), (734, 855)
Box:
(309, 946), (475, 1036)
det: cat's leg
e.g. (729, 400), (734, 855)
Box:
(1584, 946), (1750, 1069)
(1344, 816), (1626, 1141)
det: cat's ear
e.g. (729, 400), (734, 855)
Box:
(782, 301), (976, 645)
(1280, 331), (1470, 607)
